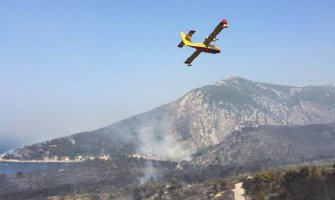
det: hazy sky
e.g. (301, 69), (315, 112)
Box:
(1, 0), (334, 144)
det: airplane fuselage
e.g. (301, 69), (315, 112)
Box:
(178, 19), (228, 65)
(187, 42), (221, 54)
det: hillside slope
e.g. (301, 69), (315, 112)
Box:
(4, 77), (335, 161)
(193, 123), (335, 168)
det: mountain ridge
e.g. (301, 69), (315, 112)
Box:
(3, 77), (335, 163)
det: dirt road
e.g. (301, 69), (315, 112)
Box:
(232, 182), (245, 200)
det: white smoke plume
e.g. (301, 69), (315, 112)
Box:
(140, 161), (158, 184)
(135, 119), (194, 184)
(137, 126), (193, 162)
(68, 137), (76, 145)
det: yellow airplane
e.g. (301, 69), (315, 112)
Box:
(178, 19), (228, 66)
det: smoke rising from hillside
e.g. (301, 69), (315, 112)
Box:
(137, 126), (193, 161)
(140, 161), (158, 184)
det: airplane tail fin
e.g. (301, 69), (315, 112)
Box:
(178, 30), (195, 48)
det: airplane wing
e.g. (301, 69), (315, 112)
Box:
(185, 50), (202, 65)
(203, 19), (228, 46)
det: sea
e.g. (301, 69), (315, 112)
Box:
(0, 162), (72, 176)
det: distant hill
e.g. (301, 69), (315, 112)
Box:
(3, 77), (335, 162)
(193, 123), (335, 168)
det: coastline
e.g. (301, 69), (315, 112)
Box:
(0, 159), (82, 163)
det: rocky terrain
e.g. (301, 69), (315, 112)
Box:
(193, 123), (335, 168)
(4, 77), (335, 162)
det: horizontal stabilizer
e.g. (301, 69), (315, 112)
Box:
(178, 30), (196, 48)
(178, 41), (184, 48)
(185, 30), (196, 40)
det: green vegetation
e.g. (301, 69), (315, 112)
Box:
(243, 164), (335, 200)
